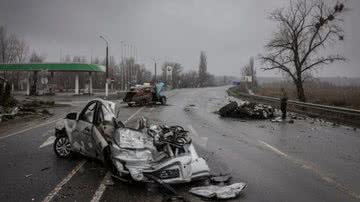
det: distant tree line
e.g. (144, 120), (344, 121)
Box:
(159, 51), (227, 89)
(1, 25), (228, 92)
(0, 25), (30, 90)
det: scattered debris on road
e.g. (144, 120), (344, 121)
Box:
(218, 101), (274, 119)
(52, 99), (248, 200)
(25, 174), (33, 178)
(41, 167), (50, 172)
(210, 174), (232, 184)
(0, 99), (56, 123)
(0, 107), (19, 122)
(189, 182), (247, 199)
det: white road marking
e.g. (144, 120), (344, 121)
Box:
(39, 136), (56, 149)
(124, 107), (145, 124)
(188, 125), (199, 137)
(188, 124), (208, 148)
(42, 129), (53, 137)
(0, 117), (63, 140)
(89, 106), (146, 202)
(41, 160), (86, 202)
(57, 101), (89, 106)
(41, 107), (146, 202)
(258, 140), (288, 158)
(90, 172), (111, 202)
(258, 139), (360, 200)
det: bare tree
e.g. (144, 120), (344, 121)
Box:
(180, 71), (198, 88)
(14, 39), (29, 63)
(0, 26), (30, 89)
(64, 54), (71, 62)
(260, 0), (346, 101)
(0, 27), (29, 63)
(198, 51), (207, 87)
(29, 50), (45, 63)
(6, 34), (19, 63)
(11, 36), (29, 89)
(72, 56), (81, 63)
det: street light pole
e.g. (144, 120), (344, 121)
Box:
(154, 61), (157, 83)
(100, 35), (109, 97)
(152, 58), (157, 83)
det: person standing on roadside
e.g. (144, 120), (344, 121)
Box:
(280, 88), (288, 120)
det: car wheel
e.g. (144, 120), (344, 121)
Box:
(54, 135), (72, 158)
(160, 96), (167, 105)
(128, 103), (133, 107)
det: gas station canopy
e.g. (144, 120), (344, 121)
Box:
(0, 63), (105, 72)
(0, 63), (105, 95)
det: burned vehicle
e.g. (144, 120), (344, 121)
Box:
(219, 101), (274, 119)
(54, 99), (210, 183)
(123, 82), (167, 106)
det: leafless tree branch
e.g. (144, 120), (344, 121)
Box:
(260, 0), (346, 101)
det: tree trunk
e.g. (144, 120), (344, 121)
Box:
(295, 81), (306, 102)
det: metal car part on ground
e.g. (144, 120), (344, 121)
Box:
(189, 182), (247, 199)
(219, 101), (274, 119)
(123, 82), (167, 106)
(54, 99), (209, 184)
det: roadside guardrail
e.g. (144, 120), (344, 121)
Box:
(227, 88), (360, 127)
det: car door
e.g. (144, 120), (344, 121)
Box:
(71, 101), (98, 158)
(92, 103), (114, 156)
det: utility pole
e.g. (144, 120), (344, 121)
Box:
(120, 41), (124, 90)
(154, 61), (157, 83)
(152, 58), (157, 83)
(100, 35), (109, 97)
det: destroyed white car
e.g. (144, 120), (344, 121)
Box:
(54, 99), (210, 183)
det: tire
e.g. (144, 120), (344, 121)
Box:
(219, 102), (238, 117)
(160, 96), (167, 105)
(54, 135), (72, 158)
(128, 103), (133, 107)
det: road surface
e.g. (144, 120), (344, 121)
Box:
(0, 86), (359, 202)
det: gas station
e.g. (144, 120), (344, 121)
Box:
(0, 63), (105, 96)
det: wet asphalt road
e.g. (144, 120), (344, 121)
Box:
(0, 86), (360, 202)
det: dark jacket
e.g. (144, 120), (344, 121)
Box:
(280, 91), (288, 110)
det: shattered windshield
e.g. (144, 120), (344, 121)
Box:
(99, 104), (115, 124)
(80, 102), (96, 123)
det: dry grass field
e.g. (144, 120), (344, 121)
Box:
(257, 81), (360, 110)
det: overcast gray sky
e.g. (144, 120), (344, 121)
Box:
(0, 0), (359, 77)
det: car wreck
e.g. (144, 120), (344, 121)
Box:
(123, 82), (167, 106)
(54, 99), (210, 184)
(219, 101), (274, 119)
